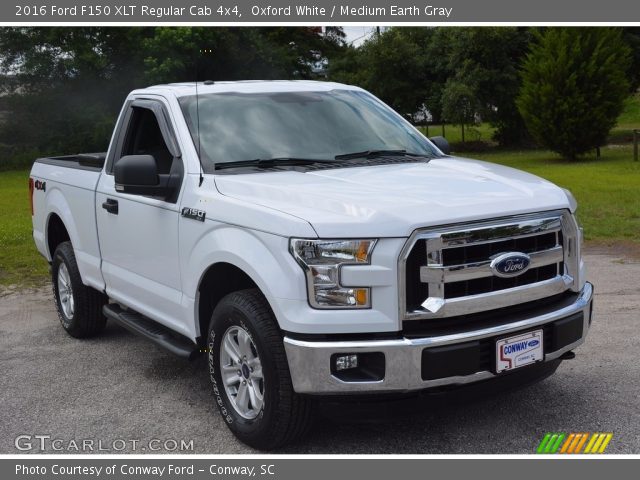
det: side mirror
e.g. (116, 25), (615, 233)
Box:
(429, 136), (450, 155)
(114, 155), (173, 198)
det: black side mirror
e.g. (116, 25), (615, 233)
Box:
(114, 155), (174, 198)
(429, 136), (450, 155)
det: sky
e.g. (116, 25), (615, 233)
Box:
(342, 26), (384, 46)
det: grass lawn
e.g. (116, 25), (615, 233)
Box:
(610, 92), (640, 143)
(417, 122), (496, 144)
(0, 170), (49, 287)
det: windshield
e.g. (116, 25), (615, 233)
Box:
(178, 89), (438, 171)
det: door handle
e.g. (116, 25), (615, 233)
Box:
(102, 198), (119, 215)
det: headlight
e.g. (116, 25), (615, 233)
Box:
(562, 188), (578, 213)
(290, 239), (377, 309)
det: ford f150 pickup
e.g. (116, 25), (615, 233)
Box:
(30, 80), (593, 449)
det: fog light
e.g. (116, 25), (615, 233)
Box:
(335, 354), (358, 371)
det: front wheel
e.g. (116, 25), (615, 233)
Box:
(207, 289), (312, 450)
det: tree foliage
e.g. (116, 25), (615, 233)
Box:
(0, 27), (343, 168)
(329, 28), (440, 122)
(517, 28), (631, 159)
(441, 80), (478, 141)
(431, 27), (532, 145)
(1, 26), (638, 170)
(330, 27), (532, 144)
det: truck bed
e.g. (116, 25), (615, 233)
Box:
(30, 153), (105, 292)
(34, 152), (107, 172)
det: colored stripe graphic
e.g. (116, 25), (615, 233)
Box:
(573, 433), (589, 453)
(549, 433), (566, 453)
(584, 433), (599, 453)
(536, 433), (552, 454)
(598, 433), (613, 453)
(537, 433), (613, 454)
(559, 433), (575, 453)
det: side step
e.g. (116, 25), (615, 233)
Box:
(103, 304), (200, 360)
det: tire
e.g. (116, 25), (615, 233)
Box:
(51, 241), (107, 338)
(207, 289), (312, 450)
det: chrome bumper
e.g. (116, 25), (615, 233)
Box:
(284, 282), (593, 394)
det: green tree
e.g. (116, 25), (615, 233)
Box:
(430, 27), (532, 145)
(329, 28), (442, 122)
(0, 27), (152, 161)
(142, 27), (343, 83)
(0, 27), (345, 169)
(330, 27), (532, 144)
(517, 28), (631, 159)
(441, 80), (478, 142)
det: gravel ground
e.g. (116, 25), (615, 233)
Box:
(1, 251), (638, 454)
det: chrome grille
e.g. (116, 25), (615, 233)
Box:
(399, 211), (580, 320)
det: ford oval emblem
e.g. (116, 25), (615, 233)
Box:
(490, 252), (531, 278)
(528, 339), (540, 348)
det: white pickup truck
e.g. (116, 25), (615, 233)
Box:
(30, 80), (593, 449)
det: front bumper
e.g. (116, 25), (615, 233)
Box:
(284, 282), (593, 394)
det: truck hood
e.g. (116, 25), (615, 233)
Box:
(214, 157), (571, 238)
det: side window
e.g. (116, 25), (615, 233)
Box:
(118, 106), (174, 175)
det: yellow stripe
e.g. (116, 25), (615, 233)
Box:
(568, 434), (582, 454)
(584, 433), (599, 453)
(597, 433), (613, 453)
(574, 433), (589, 454)
(590, 433), (606, 454)
(560, 434), (576, 454)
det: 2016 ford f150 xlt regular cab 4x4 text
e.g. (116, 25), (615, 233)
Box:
(29, 81), (593, 449)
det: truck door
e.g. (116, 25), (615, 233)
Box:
(96, 98), (187, 336)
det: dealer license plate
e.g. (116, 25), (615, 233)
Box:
(496, 330), (543, 373)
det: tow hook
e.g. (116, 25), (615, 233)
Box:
(560, 351), (576, 360)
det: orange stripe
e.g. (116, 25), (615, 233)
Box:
(567, 433), (582, 453)
(575, 433), (590, 453)
(560, 434), (576, 454)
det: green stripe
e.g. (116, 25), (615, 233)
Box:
(537, 433), (553, 453)
(544, 434), (559, 453)
(549, 433), (566, 453)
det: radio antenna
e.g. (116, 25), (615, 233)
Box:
(194, 49), (205, 187)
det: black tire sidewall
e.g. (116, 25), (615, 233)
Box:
(207, 296), (280, 441)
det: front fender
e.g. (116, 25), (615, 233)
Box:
(183, 223), (308, 325)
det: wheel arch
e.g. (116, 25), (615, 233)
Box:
(43, 187), (82, 262)
(196, 262), (260, 343)
(46, 213), (71, 260)
(188, 226), (307, 341)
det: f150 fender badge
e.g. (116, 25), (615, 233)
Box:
(490, 252), (531, 278)
(181, 207), (206, 222)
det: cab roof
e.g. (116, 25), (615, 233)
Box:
(135, 80), (361, 97)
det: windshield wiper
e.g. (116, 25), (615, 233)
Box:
(215, 157), (336, 170)
(334, 149), (429, 160)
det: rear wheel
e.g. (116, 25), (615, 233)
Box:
(51, 241), (107, 338)
(207, 289), (312, 450)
